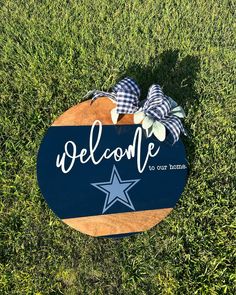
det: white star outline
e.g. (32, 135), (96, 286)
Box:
(91, 165), (140, 214)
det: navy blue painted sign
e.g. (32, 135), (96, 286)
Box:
(37, 120), (188, 237)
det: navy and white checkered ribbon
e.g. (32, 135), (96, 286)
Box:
(142, 84), (187, 143)
(90, 77), (140, 113)
(88, 77), (186, 143)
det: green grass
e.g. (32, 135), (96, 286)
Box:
(1, 0), (235, 294)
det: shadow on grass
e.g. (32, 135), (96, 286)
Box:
(124, 49), (200, 104)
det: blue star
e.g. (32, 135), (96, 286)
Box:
(91, 165), (140, 214)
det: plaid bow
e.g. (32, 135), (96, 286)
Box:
(142, 84), (187, 144)
(88, 77), (186, 143)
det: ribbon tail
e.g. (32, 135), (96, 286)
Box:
(89, 91), (116, 104)
(161, 116), (186, 144)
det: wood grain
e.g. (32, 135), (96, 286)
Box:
(52, 97), (134, 126)
(62, 208), (172, 237)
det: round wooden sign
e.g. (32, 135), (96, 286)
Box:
(37, 97), (188, 238)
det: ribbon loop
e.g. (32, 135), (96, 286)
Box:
(91, 77), (140, 114)
(113, 77), (140, 114)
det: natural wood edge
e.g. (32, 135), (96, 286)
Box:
(62, 208), (173, 237)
